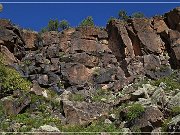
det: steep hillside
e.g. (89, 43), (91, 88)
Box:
(0, 7), (179, 134)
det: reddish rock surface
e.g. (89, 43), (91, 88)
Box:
(22, 30), (38, 50)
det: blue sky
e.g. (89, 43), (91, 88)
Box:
(0, 0), (179, 31)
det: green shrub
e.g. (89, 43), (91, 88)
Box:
(79, 16), (94, 27)
(70, 93), (85, 102)
(161, 118), (171, 132)
(7, 113), (61, 132)
(118, 10), (129, 20)
(151, 72), (180, 91)
(47, 19), (59, 31)
(40, 19), (70, 33)
(0, 65), (31, 92)
(171, 106), (180, 116)
(126, 104), (145, 121)
(0, 58), (31, 96)
(0, 101), (5, 120)
(131, 12), (145, 18)
(59, 20), (70, 30)
(91, 89), (114, 103)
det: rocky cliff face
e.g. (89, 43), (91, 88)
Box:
(0, 7), (180, 133)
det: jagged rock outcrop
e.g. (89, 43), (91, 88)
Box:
(106, 11), (180, 78)
(0, 19), (25, 60)
(17, 26), (129, 93)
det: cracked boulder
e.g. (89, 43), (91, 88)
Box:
(130, 107), (164, 132)
(61, 63), (92, 85)
(63, 100), (109, 125)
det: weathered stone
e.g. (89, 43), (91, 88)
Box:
(168, 92), (180, 109)
(22, 30), (38, 50)
(122, 128), (132, 135)
(41, 31), (60, 46)
(132, 18), (165, 54)
(70, 38), (110, 53)
(63, 100), (109, 125)
(113, 94), (131, 106)
(151, 127), (162, 135)
(37, 74), (49, 86)
(38, 125), (60, 132)
(46, 44), (60, 58)
(0, 45), (18, 65)
(122, 84), (136, 94)
(151, 87), (168, 108)
(168, 30), (180, 68)
(153, 17), (169, 33)
(100, 53), (118, 67)
(131, 107), (164, 132)
(35, 53), (46, 64)
(104, 119), (112, 124)
(77, 26), (108, 39)
(107, 20), (128, 62)
(144, 54), (161, 71)
(165, 7), (180, 32)
(107, 20), (135, 58)
(127, 56), (144, 76)
(131, 89), (146, 101)
(136, 98), (152, 107)
(94, 68), (116, 84)
(1, 95), (31, 115)
(61, 53), (99, 67)
(61, 63), (92, 85)
(30, 81), (48, 98)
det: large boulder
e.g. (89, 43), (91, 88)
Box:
(131, 107), (164, 132)
(1, 93), (31, 115)
(61, 63), (92, 85)
(63, 100), (109, 125)
(21, 30), (38, 50)
(130, 18), (165, 54)
(165, 7), (180, 32)
(0, 45), (18, 65)
(153, 17), (169, 34)
(107, 20), (135, 58)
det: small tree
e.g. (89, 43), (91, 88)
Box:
(47, 19), (59, 31)
(0, 4), (3, 12)
(59, 20), (70, 30)
(118, 10), (129, 20)
(79, 16), (94, 27)
(131, 12), (145, 18)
